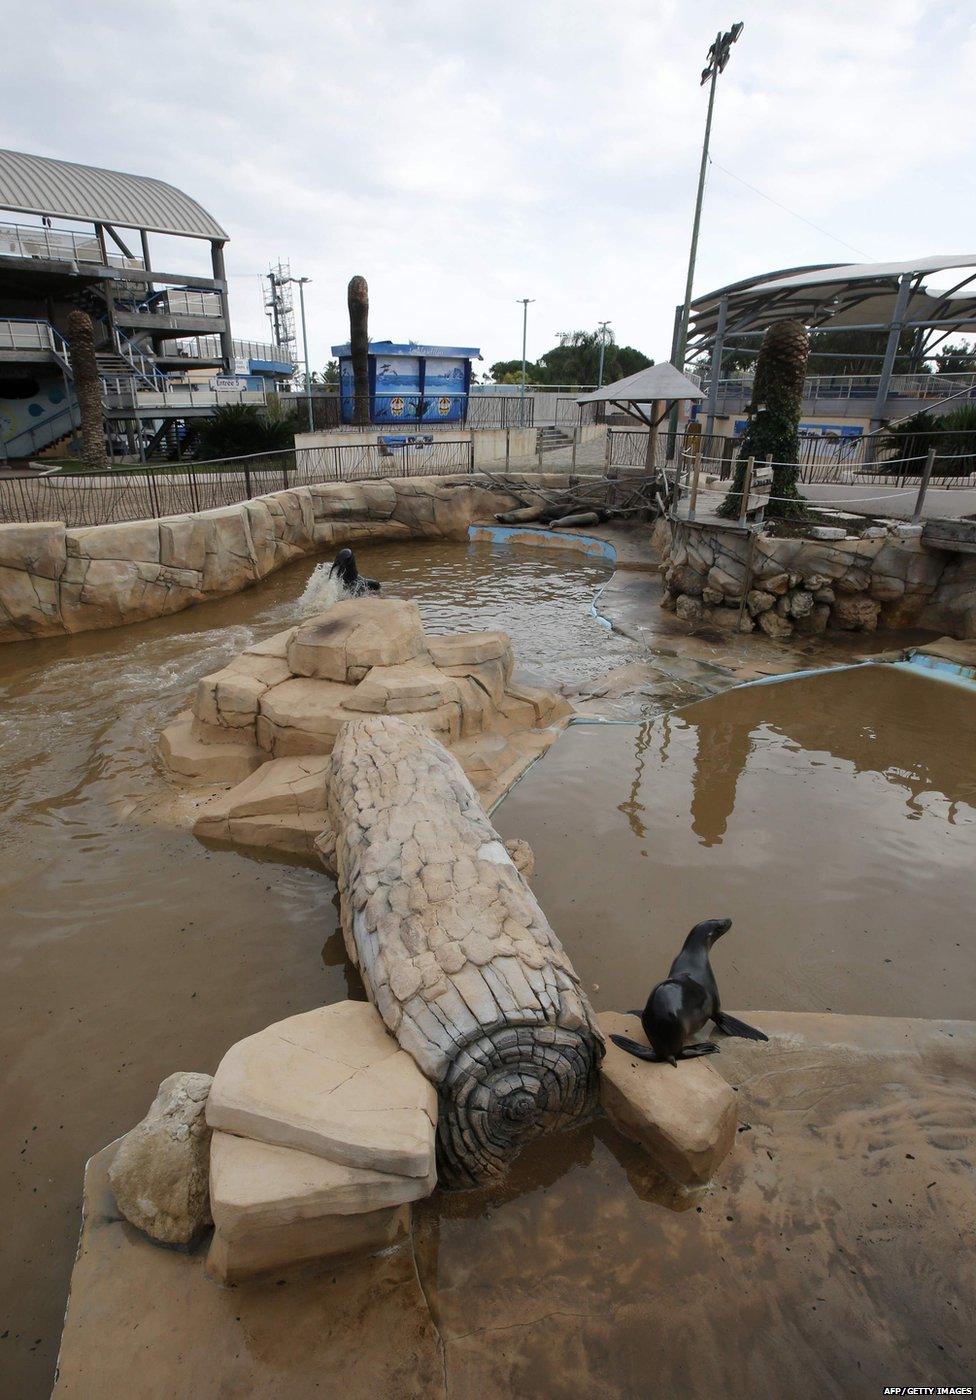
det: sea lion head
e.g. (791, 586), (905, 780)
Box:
(691, 916), (732, 948)
(329, 548), (358, 587)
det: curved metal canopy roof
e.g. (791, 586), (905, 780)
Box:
(688, 255), (976, 353)
(0, 149), (227, 241)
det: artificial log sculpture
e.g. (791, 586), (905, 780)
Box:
(327, 715), (604, 1188)
(347, 275), (370, 427)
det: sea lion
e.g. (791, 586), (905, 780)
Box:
(610, 917), (769, 1066)
(328, 548), (380, 596)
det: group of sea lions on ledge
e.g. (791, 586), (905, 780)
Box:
(331, 550), (769, 1069)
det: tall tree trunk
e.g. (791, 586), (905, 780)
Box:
(718, 319), (809, 520)
(347, 275), (370, 427)
(66, 309), (107, 469)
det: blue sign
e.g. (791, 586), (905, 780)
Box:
(333, 340), (478, 425)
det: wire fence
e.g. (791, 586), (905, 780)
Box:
(277, 392), (537, 431)
(607, 428), (976, 488)
(0, 438), (476, 529)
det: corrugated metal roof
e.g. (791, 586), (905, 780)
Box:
(0, 149), (227, 241)
(578, 362), (705, 404)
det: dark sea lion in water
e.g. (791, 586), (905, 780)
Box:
(610, 917), (769, 1066)
(329, 548), (380, 596)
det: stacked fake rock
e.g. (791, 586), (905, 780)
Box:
(658, 518), (949, 638)
(204, 1000), (437, 1282)
(327, 714), (604, 1188)
(158, 596), (572, 859)
(598, 1013), (737, 1185)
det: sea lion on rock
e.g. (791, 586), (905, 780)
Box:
(329, 548), (380, 597)
(610, 917), (769, 1066)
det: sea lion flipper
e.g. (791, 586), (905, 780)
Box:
(713, 1012), (769, 1042)
(679, 1042), (720, 1058)
(609, 1033), (659, 1062)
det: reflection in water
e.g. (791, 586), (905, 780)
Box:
(494, 664), (976, 1022)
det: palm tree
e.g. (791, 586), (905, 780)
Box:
(347, 275), (370, 426)
(66, 309), (107, 468)
(718, 319), (809, 520)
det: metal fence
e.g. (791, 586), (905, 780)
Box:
(607, 427), (976, 488)
(0, 438), (476, 529)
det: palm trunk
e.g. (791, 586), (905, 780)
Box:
(347, 276), (370, 427)
(66, 310), (107, 469)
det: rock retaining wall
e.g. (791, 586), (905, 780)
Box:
(0, 472), (574, 645)
(655, 517), (976, 639)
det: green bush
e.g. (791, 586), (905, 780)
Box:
(194, 404), (297, 461)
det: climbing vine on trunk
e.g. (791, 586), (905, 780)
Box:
(718, 319), (810, 520)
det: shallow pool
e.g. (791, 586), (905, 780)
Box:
(0, 536), (625, 1398)
(493, 663), (976, 1020)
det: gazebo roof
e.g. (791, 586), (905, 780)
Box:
(577, 362), (705, 405)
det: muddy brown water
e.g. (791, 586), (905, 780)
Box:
(493, 664), (976, 1020)
(2, 540), (973, 1396)
(0, 539), (622, 1398)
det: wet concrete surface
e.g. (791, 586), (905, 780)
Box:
(55, 1014), (976, 1398)
(0, 539), (620, 1399)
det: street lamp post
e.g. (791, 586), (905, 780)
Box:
(597, 320), (611, 388)
(675, 22), (743, 374)
(280, 274), (314, 432)
(517, 297), (534, 425)
(667, 21), (743, 458)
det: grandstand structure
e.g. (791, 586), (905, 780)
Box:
(0, 149), (294, 462)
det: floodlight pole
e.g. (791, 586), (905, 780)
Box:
(597, 320), (611, 388)
(668, 22), (743, 460)
(517, 297), (534, 425)
(278, 274), (314, 431)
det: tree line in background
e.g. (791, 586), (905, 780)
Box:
(489, 329), (653, 387)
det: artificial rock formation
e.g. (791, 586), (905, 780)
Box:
(204, 1001), (435, 1281)
(598, 1012), (737, 1184)
(107, 1072), (214, 1246)
(658, 516), (975, 638)
(162, 595), (572, 860)
(327, 715), (604, 1187)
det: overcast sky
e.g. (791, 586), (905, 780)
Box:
(4, 0), (975, 374)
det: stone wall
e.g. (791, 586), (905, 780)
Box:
(655, 517), (976, 640)
(0, 472), (574, 646)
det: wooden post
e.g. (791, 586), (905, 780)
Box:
(912, 447), (936, 523)
(738, 455), (755, 525)
(327, 716), (603, 1188)
(688, 458), (702, 521)
(571, 427), (578, 472)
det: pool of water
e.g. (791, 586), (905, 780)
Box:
(493, 664), (976, 1020)
(0, 537), (625, 1398)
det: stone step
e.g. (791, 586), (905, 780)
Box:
(206, 1002), (438, 1179)
(342, 661), (460, 714)
(158, 712), (264, 785)
(598, 1011), (738, 1185)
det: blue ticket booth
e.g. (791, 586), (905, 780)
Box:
(332, 340), (480, 425)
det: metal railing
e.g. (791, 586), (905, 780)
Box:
(0, 317), (71, 361)
(607, 426), (976, 488)
(0, 439), (477, 528)
(703, 370), (976, 409)
(180, 335), (294, 365)
(0, 220), (143, 268)
(0, 400), (81, 462)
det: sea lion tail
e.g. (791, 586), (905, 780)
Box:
(609, 1033), (659, 1062)
(713, 1013), (769, 1042)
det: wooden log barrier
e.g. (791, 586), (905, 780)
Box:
(327, 715), (604, 1188)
